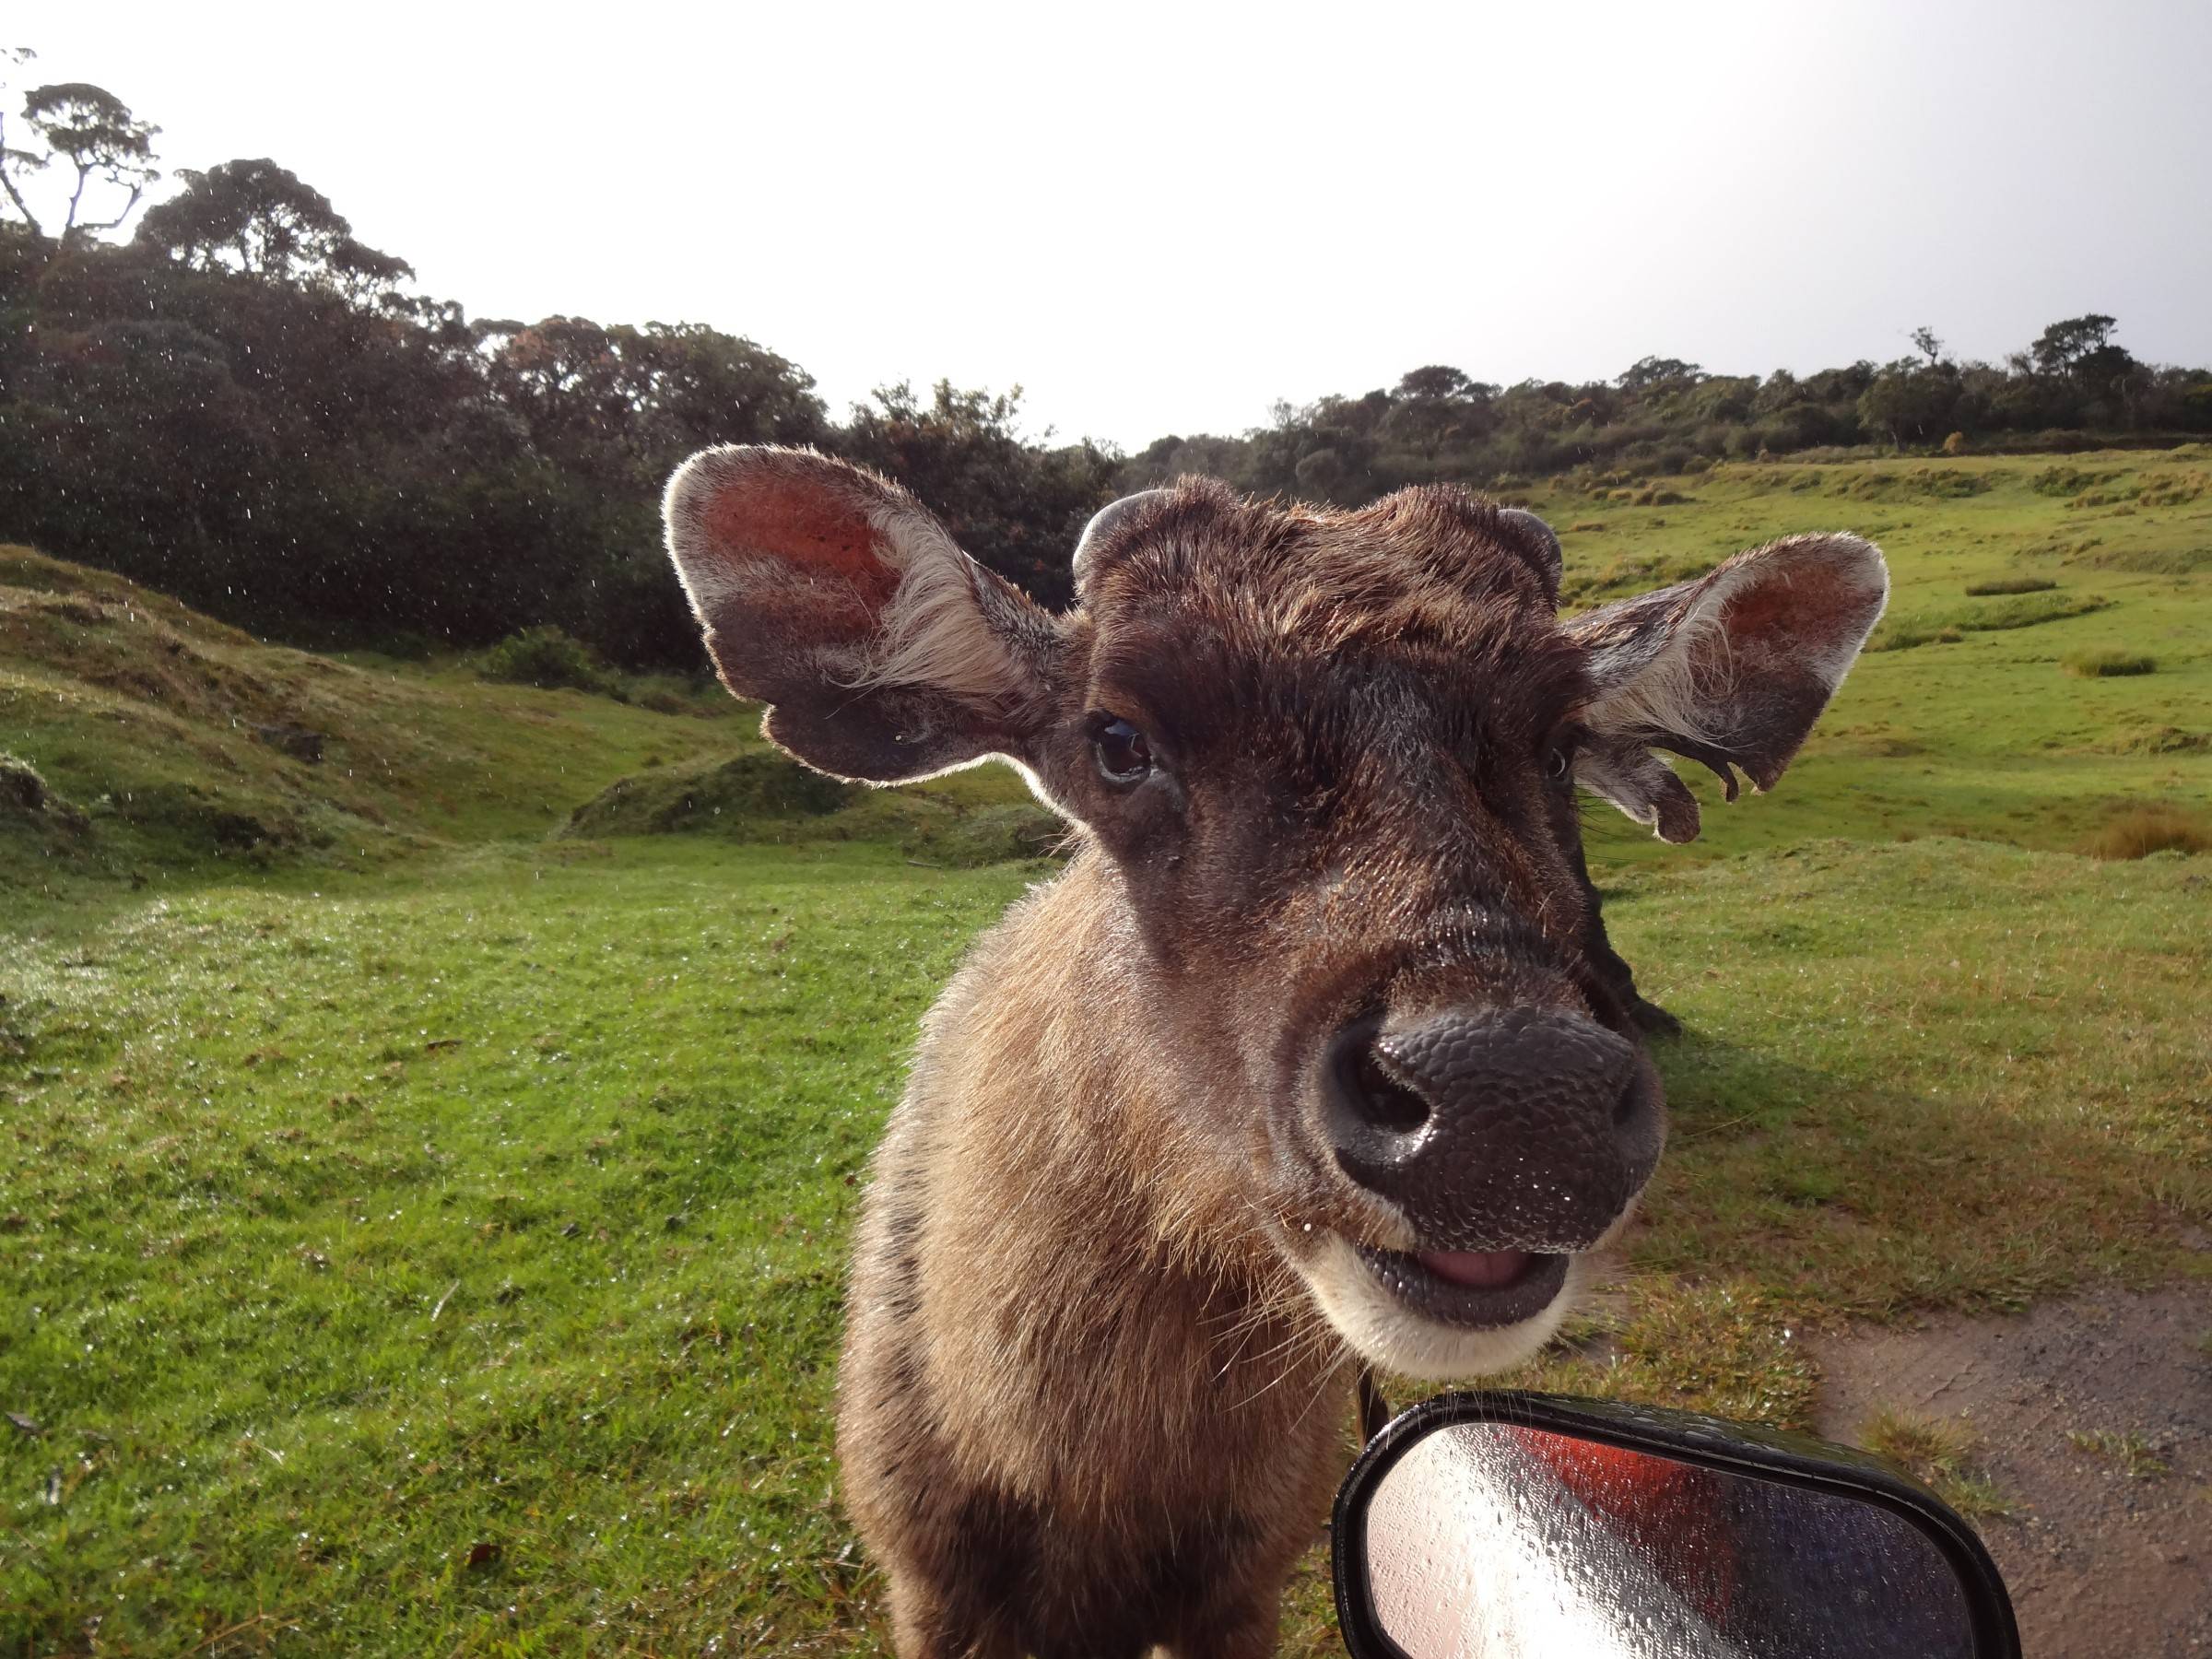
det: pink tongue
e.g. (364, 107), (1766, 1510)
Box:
(1418, 1249), (1535, 1289)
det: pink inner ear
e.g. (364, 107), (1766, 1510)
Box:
(1712, 550), (1863, 653)
(703, 478), (901, 612)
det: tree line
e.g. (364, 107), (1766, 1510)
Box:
(5, 62), (2208, 669)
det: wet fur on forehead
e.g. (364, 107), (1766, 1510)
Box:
(1076, 478), (1587, 732)
(1079, 478), (1563, 636)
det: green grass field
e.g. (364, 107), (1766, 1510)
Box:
(4, 449), (2208, 1654)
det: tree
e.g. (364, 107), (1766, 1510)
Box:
(19, 82), (159, 241)
(1858, 357), (1961, 449)
(629, 322), (827, 457)
(1395, 364), (1474, 403)
(2024, 314), (2141, 426)
(136, 159), (411, 299)
(1617, 356), (1703, 392)
(0, 48), (47, 233)
(1910, 325), (1944, 366)
(2030, 314), (2120, 379)
(1383, 364), (1500, 460)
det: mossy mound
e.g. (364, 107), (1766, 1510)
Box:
(1829, 466), (1994, 500)
(559, 752), (1065, 867)
(1, 751), (86, 830)
(2069, 542), (2212, 576)
(0, 750), (92, 867)
(888, 799), (1068, 865)
(562, 753), (858, 836)
(1868, 590), (2112, 650)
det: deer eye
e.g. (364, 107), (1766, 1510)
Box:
(1091, 716), (1153, 785)
(1543, 735), (1578, 782)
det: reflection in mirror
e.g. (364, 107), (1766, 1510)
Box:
(1364, 1423), (1976, 1659)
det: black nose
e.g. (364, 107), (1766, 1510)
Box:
(1321, 1007), (1663, 1253)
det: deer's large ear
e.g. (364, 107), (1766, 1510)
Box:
(664, 445), (1060, 782)
(1564, 534), (1888, 842)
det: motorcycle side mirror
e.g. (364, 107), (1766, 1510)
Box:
(1334, 1391), (2020, 1659)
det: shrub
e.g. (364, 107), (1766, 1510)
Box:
(1963, 577), (2056, 595)
(2078, 806), (2209, 860)
(2063, 649), (2157, 677)
(478, 628), (625, 697)
(373, 629), (438, 663)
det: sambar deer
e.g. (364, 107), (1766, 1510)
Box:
(664, 447), (1887, 1659)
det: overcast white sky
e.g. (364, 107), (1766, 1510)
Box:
(16, 0), (2212, 447)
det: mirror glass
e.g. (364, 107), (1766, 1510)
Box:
(1362, 1422), (1976, 1659)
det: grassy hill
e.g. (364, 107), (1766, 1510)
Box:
(0, 546), (1063, 913)
(2, 451), (2207, 1654)
(0, 547), (740, 892)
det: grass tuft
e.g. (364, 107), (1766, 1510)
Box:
(2063, 648), (2156, 678)
(2065, 1428), (2171, 1480)
(1559, 550), (1713, 605)
(1861, 1410), (2014, 1517)
(2096, 725), (2209, 755)
(2077, 805), (2210, 860)
(1963, 576), (2056, 596)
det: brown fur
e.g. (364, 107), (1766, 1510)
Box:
(660, 449), (1887, 1657)
(841, 878), (1345, 1658)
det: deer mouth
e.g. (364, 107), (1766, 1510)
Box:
(1353, 1244), (1570, 1329)
(1282, 1228), (1585, 1379)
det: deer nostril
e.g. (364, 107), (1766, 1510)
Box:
(1345, 1043), (1433, 1141)
(1333, 1023), (1431, 1135)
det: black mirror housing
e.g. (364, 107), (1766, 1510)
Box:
(1335, 1390), (2020, 1659)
